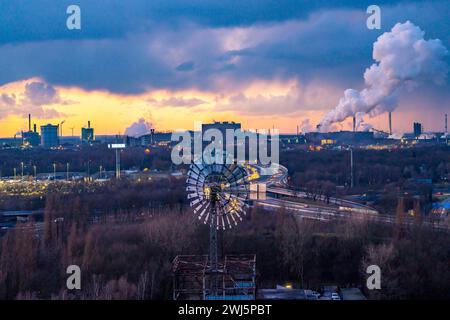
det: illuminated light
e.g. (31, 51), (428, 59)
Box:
(284, 283), (293, 289)
(144, 148), (151, 155)
(204, 186), (211, 199)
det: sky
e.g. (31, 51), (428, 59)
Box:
(0, 0), (449, 137)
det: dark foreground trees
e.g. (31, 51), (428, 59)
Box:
(1, 200), (449, 299)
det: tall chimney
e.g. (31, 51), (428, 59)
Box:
(28, 114), (31, 132)
(352, 116), (356, 132)
(446, 114), (448, 133)
(389, 112), (392, 135)
(33, 124), (37, 133)
(88, 120), (91, 128)
(350, 148), (354, 188)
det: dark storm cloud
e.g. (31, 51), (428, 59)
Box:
(0, 0), (417, 44)
(0, 0), (448, 99)
(176, 61), (195, 72)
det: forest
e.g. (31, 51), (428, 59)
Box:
(1, 178), (449, 300)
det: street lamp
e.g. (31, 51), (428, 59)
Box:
(53, 163), (56, 180)
(99, 165), (103, 179)
(13, 168), (16, 180)
(60, 120), (65, 137)
(66, 163), (70, 181)
(33, 165), (37, 180)
(108, 143), (125, 179)
(20, 162), (24, 180)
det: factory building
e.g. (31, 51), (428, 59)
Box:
(140, 131), (172, 146)
(305, 131), (374, 145)
(413, 122), (422, 137)
(200, 121), (242, 159)
(22, 114), (40, 147)
(81, 121), (95, 143)
(202, 121), (242, 149)
(40, 124), (59, 147)
(22, 129), (40, 147)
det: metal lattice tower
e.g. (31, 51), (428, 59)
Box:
(186, 161), (250, 296)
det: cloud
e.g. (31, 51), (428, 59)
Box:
(0, 0), (448, 131)
(124, 118), (153, 137)
(0, 81), (67, 119)
(300, 119), (314, 133)
(23, 81), (62, 105)
(0, 5), (407, 94)
(0, 0), (412, 44)
(0, 1), (448, 98)
(176, 61), (195, 72)
(148, 96), (207, 108)
(0, 93), (16, 106)
(214, 81), (343, 116)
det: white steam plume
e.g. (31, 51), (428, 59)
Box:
(319, 21), (448, 131)
(124, 118), (153, 137)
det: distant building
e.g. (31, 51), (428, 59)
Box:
(413, 122), (422, 137)
(22, 114), (40, 147)
(22, 126), (40, 147)
(305, 131), (374, 145)
(81, 121), (94, 143)
(202, 121), (241, 147)
(40, 124), (59, 147)
(140, 130), (172, 146)
(280, 134), (306, 145)
(321, 138), (336, 145)
(201, 121), (242, 157)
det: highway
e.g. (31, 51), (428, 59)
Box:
(2, 163), (449, 233)
(250, 163), (450, 231)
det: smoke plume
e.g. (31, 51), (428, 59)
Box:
(319, 21), (448, 130)
(300, 119), (314, 133)
(124, 118), (153, 137)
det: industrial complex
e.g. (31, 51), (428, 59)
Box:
(2, 113), (449, 151)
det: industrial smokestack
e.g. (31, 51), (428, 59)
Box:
(446, 114), (448, 133)
(352, 116), (356, 132)
(33, 124), (37, 133)
(389, 112), (392, 135)
(28, 114), (31, 132)
(88, 121), (91, 129)
(350, 148), (354, 188)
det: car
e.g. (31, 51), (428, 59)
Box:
(331, 292), (341, 300)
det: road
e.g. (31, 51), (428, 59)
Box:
(250, 163), (450, 231)
(2, 163), (449, 233)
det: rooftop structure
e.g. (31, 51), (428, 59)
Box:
(173, 254), (256, 300)
(81, 121), (94, 143)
